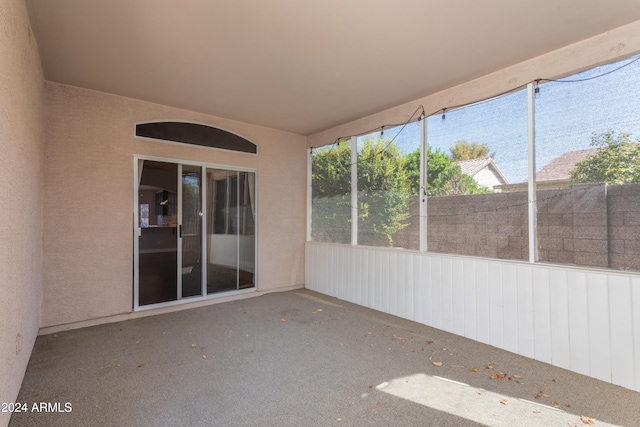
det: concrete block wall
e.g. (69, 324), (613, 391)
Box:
(392, 183), (640, 272)
(608, 183), (640, 270)
(426, 192), (529, 260)
(537, 184), (609, 268)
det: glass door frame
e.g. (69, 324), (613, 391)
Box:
(133, 155), (258, 311)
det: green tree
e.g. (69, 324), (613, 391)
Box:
(357, 137), (411, 246)
(404, 146), (489, 196)
(449, 140), (494, 161)
(312, 139), (489, 245)
(570, 131), (640, 184)
(311, 138), (413, 246)
(403, 147), (422, 195)
(430, 163), (488, 195)
(311, 142), (352, 243)
(311, 142), (351, 199)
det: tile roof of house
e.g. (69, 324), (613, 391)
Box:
(457, 157), (493, 176)
(456, 157), (509, 185)
(536, 148), (597, 181)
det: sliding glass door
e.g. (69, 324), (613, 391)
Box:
(205, 169), (256, 294)
(135, 158), (256, 309)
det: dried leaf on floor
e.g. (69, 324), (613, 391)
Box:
(391, 334), (408, 346)
(281, 318), (287, 322)
(470, 366), (479, 372)
(490, 372), (506, 380)
(432, 361), (443, 367)
(580, 415), (596, 425)
(486, 363), (494, 370)
(500, 399), (508, 405)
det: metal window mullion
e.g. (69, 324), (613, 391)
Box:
(351, 136), (358, 245)
(420, 117), (428, 252)
(527, 82), (538, 263)
(177, 163), (183, 299)
(236, 171), (240, 290)
(133, 158), (141, 310)
(201, 165), (207, 297)
(225, 176), (230, 234)
(307, 148), (312, 241)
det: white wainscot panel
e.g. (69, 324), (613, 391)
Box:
(567, 271), (589, 376)
(532, 267), (551, 364)
(587, 272), (611, 383)
(305, 242), (640, 392)
(475, 261), (490, 345)
(451, 258), (465, 336)
(549, 269), (571, 370)
(440, 258), (453, 333)
(609, 275), (635, 390)
(633, 277), (640, 391)
(516, 265), (534, 359)
(502, 263), (518, 354)
(488, 262), (504, 350)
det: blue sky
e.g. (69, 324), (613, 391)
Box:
(376, 54), (640, 184)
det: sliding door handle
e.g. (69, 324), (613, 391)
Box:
(179, 224), (182, 238)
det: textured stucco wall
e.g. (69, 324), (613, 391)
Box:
(42, 82), (307, 328)
(0, 0), (45, 425)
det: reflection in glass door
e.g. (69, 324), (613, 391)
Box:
(180, 165), (203, 298)
(137, 161), (179, 305)
(135, 158), (256, 308)
(206, 169), (256, 294)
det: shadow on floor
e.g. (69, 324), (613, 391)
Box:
(10, 289), (640, 427)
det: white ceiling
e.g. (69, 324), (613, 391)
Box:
(26, 0), (640, 136)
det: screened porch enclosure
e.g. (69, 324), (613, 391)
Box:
(310, 54), (640, 272)
(307, 54), (640, 393)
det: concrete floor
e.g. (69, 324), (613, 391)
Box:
(9, 289), (640, 426)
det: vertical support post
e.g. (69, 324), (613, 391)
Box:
(177, 163), (183, 299)
(201, 164), (208, 296)
(133, 157), (140, 310)
(527, 82), (538, 263)
(235, 170), (240, 290)
(351, 136), (358, 246)
(420, 115), (428, 252)
(306, 148), (313, 241)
